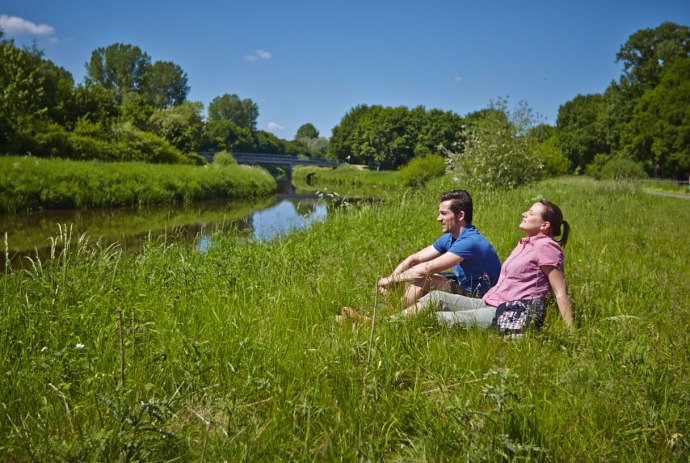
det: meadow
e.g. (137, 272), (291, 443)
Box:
(0, 156), (276, 213)
(293, 164), (401, 191)
(0, 176), (688, 461)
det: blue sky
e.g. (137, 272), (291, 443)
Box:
(2, 0), (689, 139)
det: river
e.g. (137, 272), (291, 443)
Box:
(0, 176), (331, 272)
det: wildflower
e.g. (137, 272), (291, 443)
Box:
(75, 343), (85, 350)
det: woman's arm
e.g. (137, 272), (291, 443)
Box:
(541, 265), (574, 329)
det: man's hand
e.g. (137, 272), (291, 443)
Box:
(378, 276), (393, 296)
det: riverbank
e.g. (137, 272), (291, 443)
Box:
(1, 176), (688, 460)
(0, 156), (276, 213)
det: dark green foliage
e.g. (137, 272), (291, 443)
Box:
(556, 94), (611, 172)
(557, 22), (690, 177)
(202, 119), (255, 153)
(85, 43), (151, 104)
(141, 60), (190, 108)
(148, 101), (204, 153)
(616, 22), (690, 97)
(621, 58), (690, 177)
(295, 122), (319, 140)
(207, 93), (259, 130)
(329, 105), (464, 169)
(253, 130), (286, 154)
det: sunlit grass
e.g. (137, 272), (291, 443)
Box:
(0, 156), (276, 213)
(0, 176), (688, 460)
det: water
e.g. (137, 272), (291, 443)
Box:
(0, 179), (330, 272)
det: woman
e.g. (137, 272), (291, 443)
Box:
(341, 200), (573, 329)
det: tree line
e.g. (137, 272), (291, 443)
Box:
(1, 22), (688, 182)
(0, 38), (328, 165)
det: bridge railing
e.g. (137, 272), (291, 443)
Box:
(199, 152), (339, 167)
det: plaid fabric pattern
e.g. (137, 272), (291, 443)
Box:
(492, 299), (545, 334)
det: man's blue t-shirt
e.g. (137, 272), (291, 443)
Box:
(433, 225), (501, 296)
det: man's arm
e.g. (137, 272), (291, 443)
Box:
(389, 245), (440, 277)
(379, 248), (463, 287)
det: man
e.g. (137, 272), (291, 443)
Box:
(377, 189), (501, 306)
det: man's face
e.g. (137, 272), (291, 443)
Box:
(437, 200), (463, 234)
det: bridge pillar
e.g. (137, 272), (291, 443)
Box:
(285, 163), (293, 194)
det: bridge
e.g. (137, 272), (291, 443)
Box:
(199, 152), (339, 168)
(199, 152), (340, 193)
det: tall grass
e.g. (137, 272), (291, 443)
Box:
(0, 177), (688, 461)
(0, 156), (276, 213)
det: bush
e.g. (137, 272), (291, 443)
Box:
(446, 103), (545, 189)
(586, 154), (648, 180)
(398, 153), (446, 187)
(535, 137), (570, 176)
(212, 150), (237, 166)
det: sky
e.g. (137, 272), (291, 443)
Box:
(2, 0), (689, 140)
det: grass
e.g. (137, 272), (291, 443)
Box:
(641, 179), (690, 196)
(293, 164), (401, 193)
(0, 156), (276, 213)
(0, 176), (688, 461)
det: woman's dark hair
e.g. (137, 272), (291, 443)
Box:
(538, 200), (570, 248)
(439, 190), (473, 223)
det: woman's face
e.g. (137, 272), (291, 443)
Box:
(519, 202), (548, 235)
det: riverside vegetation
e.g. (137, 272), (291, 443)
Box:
(1, 176), (688, 461)
(0, 156), (276, 213)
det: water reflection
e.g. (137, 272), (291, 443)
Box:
(251, 199), (327, 241)
(0, 191), (328, 272)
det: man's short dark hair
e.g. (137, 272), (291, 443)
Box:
(439, 190), (473, 224)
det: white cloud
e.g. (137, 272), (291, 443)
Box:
(454, 75), (463, 83)
(255, 49), (271, 59)
(266, 122), (284, 132)
(0, 15), (55, 36)
(244, 49), (272, 61)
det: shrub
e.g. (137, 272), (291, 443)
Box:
(586, 154), (648, 180)
(212, 150), (237, 166)
(446, 102), (545, 189)
(398, 153), (446, 187)
(535, 137), (570, 176)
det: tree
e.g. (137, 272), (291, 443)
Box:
(149, 101), (204, 153)
(141, 61), (189, 108)
(72, 84), (119, 126)
(555, 94), (610, 172)
(207, 93), (259, 130)
(616, 22), (690, 98)
(202, 119), (254, 153)
(329, 104), (370, 161)
(85, 43), (151, 104)
(416, 108), (464, 156)
(0, 39), (76, 152)
(295, 123), (319, 140)
(620, 58), (690, 178)
(253, 130), (286, 154)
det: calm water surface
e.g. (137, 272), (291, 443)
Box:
(0, 178), (329, 272)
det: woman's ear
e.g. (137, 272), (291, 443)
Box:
(541, 221), (552, 233)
